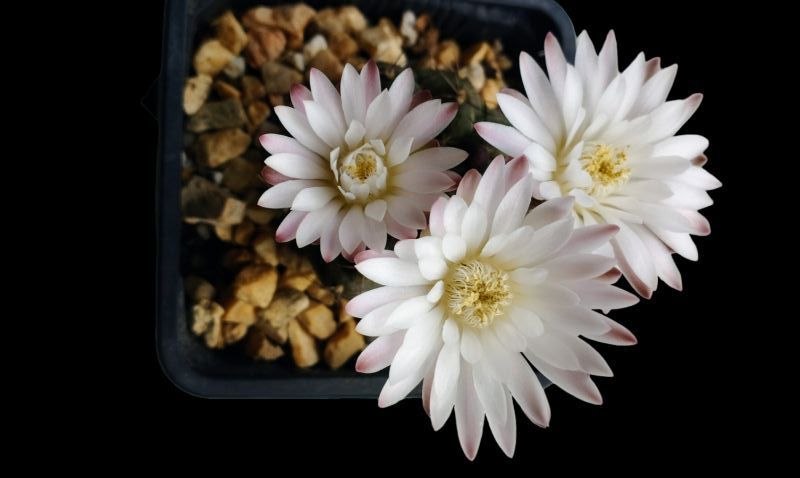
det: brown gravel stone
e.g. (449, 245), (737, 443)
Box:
(252, 231), (279, 265)
(187, 99), (247, 133)
(185, 276), (216, 302)
(192, 299), (225, 349)
(197, 128), (251, 167)
(261, 62), (303, 94)
(307, 49), (343, 82)
(244, 328), (285, 360)
(232, 264), (278, 307)
(246, 101), (271, 130)
(297, 301), (337, 339)
(213, 80), (241, 99)
(436, 40), (460, 69)
(213, 11), (249, 55)
(260, 288), (310, 328)
(222, 157), (261, 193)
(194, 40), (235, 76)
(183, 74), (213, 115)
(328, 31), (359, 60)
(306, 283), (337, 307)
(241, 75), (267, 104)
(288, 319), (319, 367)
(324, 320), (365, 369)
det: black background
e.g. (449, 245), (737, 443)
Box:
(134, 0), (766, 466)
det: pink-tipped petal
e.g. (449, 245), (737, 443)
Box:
(361, 60), (381, 105)
(519, 50), (563, 137)
(275, 210), (307, 243)
(387, 196), (427, 230)
(309, 68), (346, 133)
(595, 267), (622, 284)
(386, 212), (418, 240)
(456, 169), (482, 204)
(274, 105), (331, 157)
(347, 285), (431, 318)
(259, 133), (320, 159)
(341, 242), (366, 263)
(410, 89), (433, 109)
(354, 249), (395, 263)
(356, 332), (405, 373)
(454, 362), (484, 461)
(505, 154), (532, 187)
(258, 179), (325, 208)
(586, 316), (637, 346)
(341, 63), (366, 124)
(544, 32), (567, 100)
(558, 224), (619, 255)
(527, 354), (603, 405)
(393, 170), (455, 194)
(339, 205), (366, 254)
(260, 165), (292, 185)
(443, 171), (461, 192)
(290, 84), (312, 114)
(474, 122), (530, 159)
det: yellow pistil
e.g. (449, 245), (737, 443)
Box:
(581, 143), (631, 195)
(344, 152), (377, 183)
(446, 260), (512, 328)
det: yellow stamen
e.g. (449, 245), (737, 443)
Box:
(446, 260), (512, 328)
(581, 143), (631, 195)
(345, 152), (377, 183)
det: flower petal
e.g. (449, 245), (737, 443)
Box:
(496, 93), (556, 153)
(259, 133), (320, 159)
(491, 175), (533, 236)
(364, 199), (387, 222)
(295, 201), (341, 247)
(365, 90), (393, 140)
(363, 216), (388, 251)
(258, 180), (326, 209)
(542, 253), (616, 282)
(275, 210), (307, 243)
(474, 122), (530, 158)
(386, 195), (427, 230)
(454, 361), (484, 460)
(456, 169), (481, 204)
(356, 331), (405, 373)
(356, 257), (429, 286)
(265, 153), (331, 180)
(274, 105), (331, 157)
(309, 68), (346, 134)
(566, 281), (639, 309)
(397, 147), (468, 172)
(341, 63), (366, 124)
(519, 50), (563, 137)
(347, 285), (431, 318)
(291, 186), (338, 211)
(524, 196), (575, 229)
(393, 170), (455, 194)
(527, 354), (602, 405)
(339, 205), (366, 254)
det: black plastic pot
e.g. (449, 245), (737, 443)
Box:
(156, 0), (576, 398)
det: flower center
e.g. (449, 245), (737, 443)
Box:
(445, 260), (512, 329)
(333, 142), (388, 203)
(344, 152), (378, 182)
(580, 143), (631, 196)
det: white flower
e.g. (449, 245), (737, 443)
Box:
(348, 156), (638, 460)
(258, 61), (465, 261)
(475, 31), (721, 297)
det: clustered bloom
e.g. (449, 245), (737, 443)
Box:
(255, 30), (718, 461)
(349, 157), (639, 459)
(476, 31), (721, 297)
(258, 61), (466, 261)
